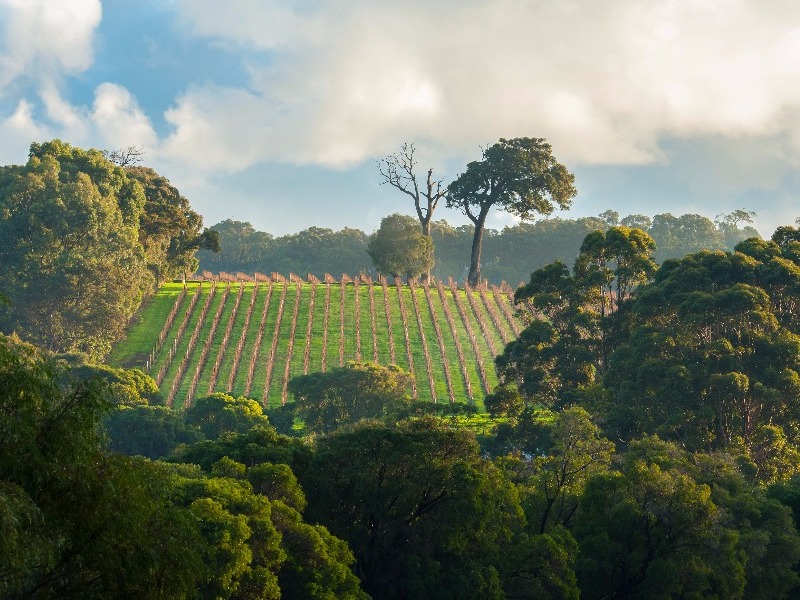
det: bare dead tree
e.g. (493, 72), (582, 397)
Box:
(103, 145), (145, 167)
(378, 143), (448, 238)
(378, 143), (448, 281)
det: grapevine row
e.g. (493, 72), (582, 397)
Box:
(339, 277), (346, 366)
(408, 280), (437, 403)
(478, 286), (512, 345)
(381, 277), (397, 364)
(449, 280), (490, 394)
(185, 283), (231, 406)
(354, 278), (362, 361)
(262, 283), (288, 406)
(280, 283), (303, 406)
(422, 283), (456, 404)
(155, 285), (202, 385)
(465, 285), (499, 356)
(166, 282), (218, 407)
(436, 280), (473, 401)
(321, 282), (331, 372)
(492, 286), (523, 337)
(244, 284), (273, 396)
(303, 281), (317, 374)
(206, 283), (245, 394)
(394, 278), (418, 399)
(226, 283), (259, 392)
(368, 281), (379, 362)
(145, 286), (188, 372)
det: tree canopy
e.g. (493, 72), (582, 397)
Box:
(0, 140), (151, 359)
(367, 213), (435, 280)
(288, 361), (413, 434)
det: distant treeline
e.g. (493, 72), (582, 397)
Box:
(198, 210), (759, 285)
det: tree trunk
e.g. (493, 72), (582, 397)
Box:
(421, 216), (432, 283)
(467, 209), (489, 287)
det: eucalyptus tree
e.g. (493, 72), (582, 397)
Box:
(127, 165), (220, 285)
(497, 227), (657, 407)
(447, 137), (577, 286)
(0, 140), (151, 359)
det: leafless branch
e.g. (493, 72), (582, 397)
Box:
(103, 145), (144, 167)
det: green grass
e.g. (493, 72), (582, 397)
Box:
(111, 278), (526, 411)
(108, 283), (188, 368)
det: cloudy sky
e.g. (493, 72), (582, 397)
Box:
(1, 0), (799, 237)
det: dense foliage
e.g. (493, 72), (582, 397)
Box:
(0, 333), (366, 599)
(367, 213), (434, 280)
(4, 139), (798, 598)
(0, 141), (217, 361)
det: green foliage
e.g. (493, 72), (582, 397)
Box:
(185, 392), (271, 439)
(575, 453), (745, 598)
(105, 404), (203, 458)
(305, 418), (524, 599)
(169, 424), (313, 476)
(197, 220), (371, 277)
(368, 213), (434, 279)
(447, 137), (578, 286)
(0, 333), (209, 597)
(127, 165), (219, 285)
(497, 408), (614, 535)
(605, 249), (800, 455)
(289, 361), (413, 434)
(498, 227), (656, 409)
(501, 526), (580, 600)
(0, 140), (151, 360)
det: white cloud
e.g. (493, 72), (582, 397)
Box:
(0, 0), (101, 86)
(91, 83), (158, 151)
(0, 100), (51, 163)
(166, 0), (800, 173)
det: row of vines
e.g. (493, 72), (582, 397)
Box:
(122, 276), (525, 411)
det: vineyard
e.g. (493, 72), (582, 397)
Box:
(110, 274), (528, 411)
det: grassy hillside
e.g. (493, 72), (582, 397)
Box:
(111, 276), (527, 411)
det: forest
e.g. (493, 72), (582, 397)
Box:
(2, 139), (800, 599)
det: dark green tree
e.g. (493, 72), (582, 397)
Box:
(305, 418), (524, 599)
(0, 334), (210, 597)
(647, 212), (721, 262)
(105, 404), (203, 458)
(447, 137), (577, 286)
(184, 392), (271, 440)
(367, 213), (434, 281)
(574, 445), (746, 599)
(499, 407), (614, 535)
(288, 361), (413, 434)
(605, 249), (800, 454)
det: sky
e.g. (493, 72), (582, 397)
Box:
(1, 0), (800, 237)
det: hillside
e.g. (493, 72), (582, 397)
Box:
(110, 275), (527, 411)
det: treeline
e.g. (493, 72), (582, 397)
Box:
(198, 210), (759, 285)
(0, 140), (219, 360)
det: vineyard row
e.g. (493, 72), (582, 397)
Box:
(121, 276), (527, 411)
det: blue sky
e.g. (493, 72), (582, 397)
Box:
(1, 0), (799, 237)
